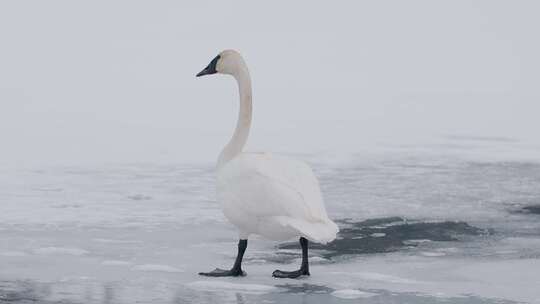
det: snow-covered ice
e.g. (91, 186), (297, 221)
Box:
(186, 281), (277, 294)
(33, 247), (89, 256)
(132, 264), (184, 273)
(1, 141), (540, 303)
(101, 260), (132, 266)
(331, 289), (378, 299)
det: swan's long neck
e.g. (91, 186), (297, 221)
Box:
(218, 64), (252, 168)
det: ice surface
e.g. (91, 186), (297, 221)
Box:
(101, 260), (132, 266)
(420, 251), (447, 257)
(331, 271), (423, 284)
(1, 146), (540, 303)
(132, 264), (184, 273)
(0, 251), (28, 257)
(331, 289), (378, 299)
(34, 247), (89, 256)
(186, 281), (277, 294)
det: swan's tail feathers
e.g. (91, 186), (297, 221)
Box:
(276, 217), (339, 244)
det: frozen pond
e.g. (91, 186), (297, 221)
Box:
(1, 144), (540, 303)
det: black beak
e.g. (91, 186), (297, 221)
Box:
(196, 54), (220, 77)
(196, 68), (211, 77)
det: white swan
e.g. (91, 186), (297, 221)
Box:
(196, 50), (338, 278)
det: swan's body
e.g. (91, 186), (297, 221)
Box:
(218, 153), (338, 243)
(197, 50), (338, 278)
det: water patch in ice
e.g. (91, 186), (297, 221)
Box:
(280, 217), (486, 259)
(0, 281), (41, 303)
(276, 283), (333, 294)
(186, 281), (277, 294)
(521, 205), (540, 214)
(33, 247), (89, 256)
(331, 289), (377, 299)
(132, 264), (183, 273)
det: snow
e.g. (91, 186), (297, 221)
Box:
(132, 264), (183, 273)
(420, 251), (447, 257)
(331, 289), (377, 299)
(332, 271), (423, 284)
(186, 281), (277, 294)
(33, 247), (89, 256)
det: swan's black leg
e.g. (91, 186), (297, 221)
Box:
(199, 239), (247, 277)
(272, 237), (310, 278)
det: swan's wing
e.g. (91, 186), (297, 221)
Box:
(218, 153), (331, 222)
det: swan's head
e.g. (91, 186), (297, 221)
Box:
(196, 50), (245, 77)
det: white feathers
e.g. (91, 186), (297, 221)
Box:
(217, 154), (338, 243)
(206, 50), (338, 244)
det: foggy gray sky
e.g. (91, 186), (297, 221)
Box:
(1, 1), (539, 166)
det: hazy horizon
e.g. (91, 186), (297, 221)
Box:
(2, 1), (539, 166)
(2, 3), (540, 303)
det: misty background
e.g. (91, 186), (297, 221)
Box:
(1, 1), (539, 167)
(2, 3), (540, 303)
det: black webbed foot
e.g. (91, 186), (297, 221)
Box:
(199, 267), (246, 277)
(272, 237), (310, 279)
(199, 239), (248, 277)
(272, 268), (309, 279)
